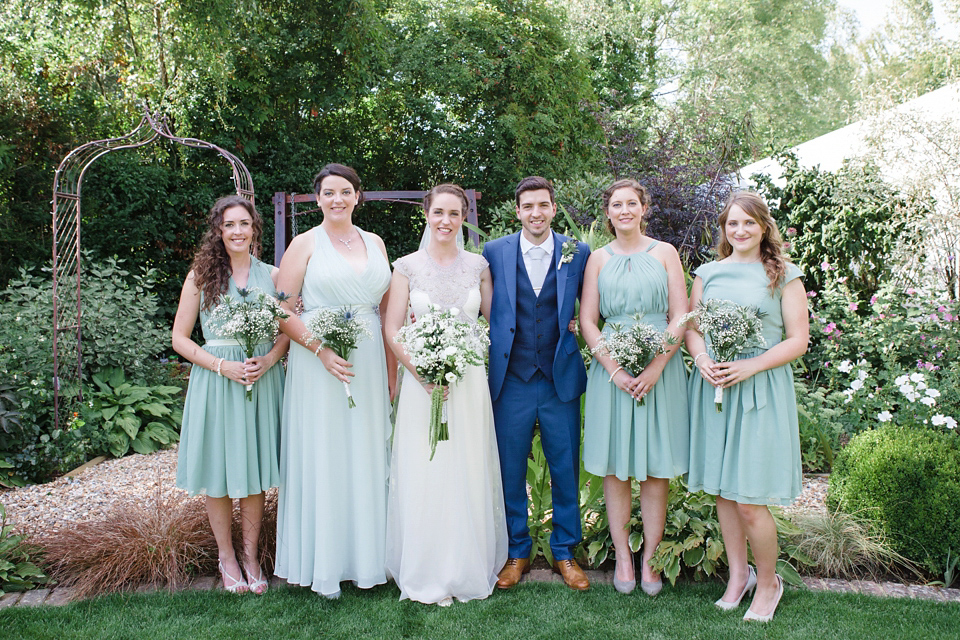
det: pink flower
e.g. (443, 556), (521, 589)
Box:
(906, 288), (916, 295)
(787, 227), (797, 237)
(879, 313), (886, 319)
(870, 295), (878, 305)
(783, 242), (792, 250)
(824, 322), (836, 334)
(808, 291), (817, 298)
(946, 313), (955, 322)
(849, 303), (858, 311)
(938, 306), (947, 312)
(821, 261), (832, 271)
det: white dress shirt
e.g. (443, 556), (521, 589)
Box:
(519, 232), (554, 296)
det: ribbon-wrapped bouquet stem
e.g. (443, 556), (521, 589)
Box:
(679, 299), (766, 412)
(304, 307), (373, 408)
(208, 288), (289, 400)
(394, 304), (489, 461)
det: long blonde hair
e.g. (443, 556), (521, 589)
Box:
(716, 191), (788, 294)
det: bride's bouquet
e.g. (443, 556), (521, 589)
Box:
(679, 299), (766, 412)
(394, 304), (489, 461)
(208, 287), (289, 400)
(304, 307), (374, 408)
(591, 314), (667, 406)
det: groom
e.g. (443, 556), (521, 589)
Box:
(483, 176), (591, 591)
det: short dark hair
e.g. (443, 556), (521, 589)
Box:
(424, 183), (468, 214)
(313, 163), (364, 206)
(515, 176), (555, 206)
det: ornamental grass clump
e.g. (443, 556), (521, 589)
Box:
(783, 508), (917, 581)
(39, 484), (216, 598)
(39, 483), (280, 598)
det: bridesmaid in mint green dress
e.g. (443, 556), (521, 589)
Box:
(685, 191), (808, 622)
(173, 195), (288, 594)
(580, 180), (689, 596)
(274, 164), (395, 598)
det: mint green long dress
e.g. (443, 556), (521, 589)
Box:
(176, 256), (283, 498)
(275, 227), (392, 597)
(686, 261), (804, 505)
(582, 242), (689, 481)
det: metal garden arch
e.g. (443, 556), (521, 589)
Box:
(50, 109), (254, 430)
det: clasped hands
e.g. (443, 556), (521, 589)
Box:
(220, 356), (275, 385)
(610, 366), (662, 402)
(696, 356), (760, 388)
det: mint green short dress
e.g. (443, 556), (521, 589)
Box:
(686, 261), (804, 505)
(582, 242), (689, 481)
(176, 256), (283, 498)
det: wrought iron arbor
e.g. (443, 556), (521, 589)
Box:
(50, 110), (254, 430)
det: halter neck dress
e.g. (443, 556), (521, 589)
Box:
(582, 242), (689, 481)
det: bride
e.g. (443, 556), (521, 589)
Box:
(384, 183), (508, 606)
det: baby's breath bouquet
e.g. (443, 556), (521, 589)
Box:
(208, 288), (289, 400)
(680, 299), (766, 411)
(304, 307), (374, 408)
(394, 304), (489, 460)
(592, 314), (667, 406)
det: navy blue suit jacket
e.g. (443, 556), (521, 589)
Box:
(482, 230), (590, 403)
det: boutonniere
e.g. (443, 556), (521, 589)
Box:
(558, 239), (579, 269)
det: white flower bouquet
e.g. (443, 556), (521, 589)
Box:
(680, 299), (766, 411)
(394, 304), (489, 460)
(208, 287), (289, 400)
(304, 307), (374, 408)
(592, 314), (667, 406)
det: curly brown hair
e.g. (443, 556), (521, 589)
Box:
(602, 179), (651, 235)
(190, 195), (262, 311)
(716, 191), (788, 294)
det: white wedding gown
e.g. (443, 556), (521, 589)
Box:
(386, 250), (508, 604)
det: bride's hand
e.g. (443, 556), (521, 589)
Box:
(421, 380), (449, 400)
(317, 348), (353, 383)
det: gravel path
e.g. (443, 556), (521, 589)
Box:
(1, 448), (829, 535)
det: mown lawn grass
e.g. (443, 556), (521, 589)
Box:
(2, 580), (956, 639)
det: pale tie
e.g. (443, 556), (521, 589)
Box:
(527, 246), (548, 296)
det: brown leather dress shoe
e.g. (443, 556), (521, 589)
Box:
(496, 557), (531, 589)
(552, 558), (590, 591)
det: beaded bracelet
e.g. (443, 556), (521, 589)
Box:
(314, 344), (323, 357)
(608, 366), (623, 382)
(694, 353), (707, 367)
(215, 358), (224, 376)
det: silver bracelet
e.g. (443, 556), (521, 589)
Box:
(694, 353), (707, 367)
(216, 358), (223, 376)
(608, 366), (623, 382)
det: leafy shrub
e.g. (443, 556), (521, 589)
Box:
(828, 425), (960, 574)
(579, 478), (807, 586)
(0, 503), (46, 593)
(0, 256), (172, 482)
(757, 154), (921, 300)
(795, 380), (845, 472)
(83, 367), (182, 458)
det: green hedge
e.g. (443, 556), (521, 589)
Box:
(828, 425), (960, 574)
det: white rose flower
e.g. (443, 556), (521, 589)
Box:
(837, 360), (853, 373)
(877, 411), (893, 422)
(445, 372), (458, 384)
(850, 379), (864, 391)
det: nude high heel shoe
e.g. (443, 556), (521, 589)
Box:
(743, 574), (783, 622)
(715, 565), (756, 610)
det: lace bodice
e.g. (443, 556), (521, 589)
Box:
(393, 250), (488, 323)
